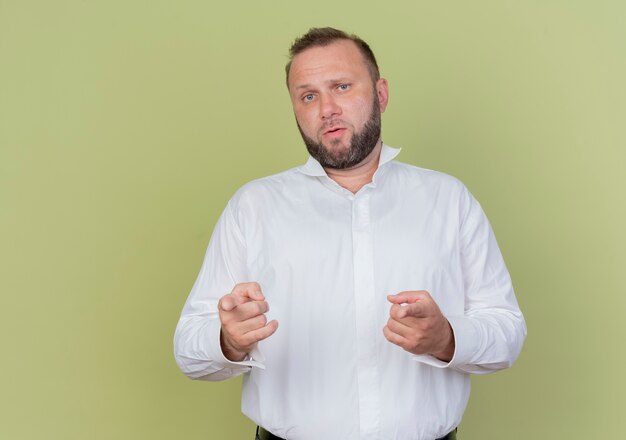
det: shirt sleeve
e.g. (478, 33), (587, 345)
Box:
(415, 185), (527, 374)
(173, 200), (265, 381)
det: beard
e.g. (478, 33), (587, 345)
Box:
(297, 93), (381, 170)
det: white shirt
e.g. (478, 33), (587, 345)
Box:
(174, 144), (526, 440)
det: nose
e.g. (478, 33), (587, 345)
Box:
(319, 93), (341, 120)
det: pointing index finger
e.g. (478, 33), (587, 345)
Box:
(387, 291), (423, 305)
(232, 283), (265, 302)
(220, 283), (265, 312)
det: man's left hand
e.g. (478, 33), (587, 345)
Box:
(383, 290), (455, 362)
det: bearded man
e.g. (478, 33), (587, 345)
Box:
(174, 27), (526, 440)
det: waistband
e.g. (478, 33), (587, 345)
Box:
(256, 426), (458, 440)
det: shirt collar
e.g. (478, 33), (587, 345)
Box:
(298, 143), (401, 177)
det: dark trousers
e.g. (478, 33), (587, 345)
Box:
(256, 426), (458, 440)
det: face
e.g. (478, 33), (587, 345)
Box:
(287, 40), (389, 169)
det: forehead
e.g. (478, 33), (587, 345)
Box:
(288, 40), (370, 89)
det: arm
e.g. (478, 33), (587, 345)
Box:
(436, 186), (526, 373)
(173, 202), (275, 381)
(385, 186), (526, 374)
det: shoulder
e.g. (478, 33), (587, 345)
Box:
(384, 160), (484, 229)
(386, 160), (468, 194)
(226, 166), (306, 211)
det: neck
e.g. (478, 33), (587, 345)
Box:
(324, 140), (383, 193)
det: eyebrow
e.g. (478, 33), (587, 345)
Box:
(294, 78), (352, 90)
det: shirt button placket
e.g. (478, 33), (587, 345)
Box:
(351, 191), (381, 439)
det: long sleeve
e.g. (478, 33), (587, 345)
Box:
(173, 201), (263, 381)
(415, 185), (527, 374)
(449, 186), (526, 373)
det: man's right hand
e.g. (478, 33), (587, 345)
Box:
(218, 282), (279, 362)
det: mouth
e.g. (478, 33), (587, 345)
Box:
(323, 127), (347, 138)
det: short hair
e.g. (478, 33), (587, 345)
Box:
(285, 27), (380, 87)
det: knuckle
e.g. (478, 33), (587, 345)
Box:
(248, 302), (263, 318)
(244, 281), (261, 292)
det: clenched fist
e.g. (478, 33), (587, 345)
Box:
(218, 282), (279, 362)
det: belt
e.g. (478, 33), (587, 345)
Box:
(256, 426), (458, 440)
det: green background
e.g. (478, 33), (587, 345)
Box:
(1, 0), (624, 439)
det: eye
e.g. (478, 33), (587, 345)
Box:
(337, 84), (350, 91)
(303, 94), (315, 102)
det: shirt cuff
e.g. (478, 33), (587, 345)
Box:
(411, 314), (480, 369)
(207, 317), (266, 370)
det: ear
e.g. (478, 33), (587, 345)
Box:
(376, 78), (389, 113)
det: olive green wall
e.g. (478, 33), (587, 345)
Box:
(1, 1), (624, 439)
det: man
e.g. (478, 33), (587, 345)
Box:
(174, 27), (526, 440)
